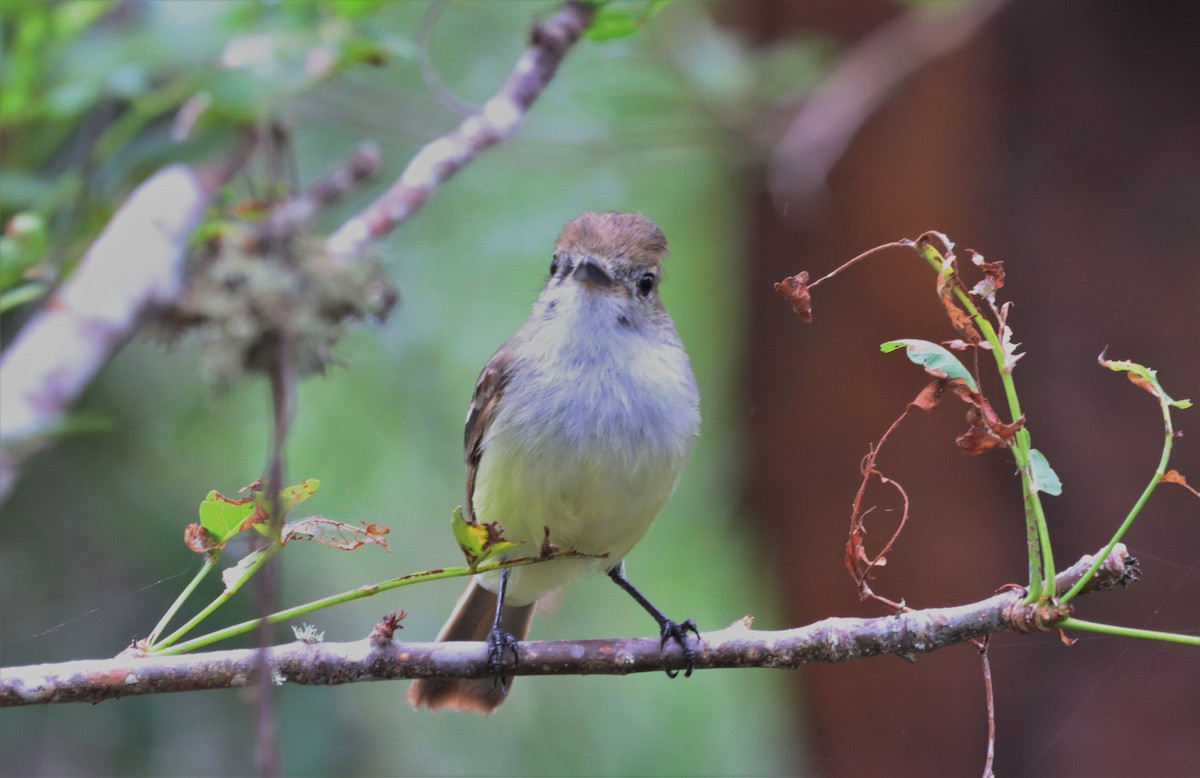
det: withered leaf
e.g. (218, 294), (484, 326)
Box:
(238, 505), (270, 532)
(451, 506), (521, 570)
(1162, 469), (1200, 498)
(282, 516), (392, 552)
(773, 272), (812, 322)
(910, 380), (946, 412)
(939, 289), (982, 344)
(1127, 371), (1158, 396)
(951, 384), (1025, 448)
(957, 424), (1008, 455)
(184, 522), (224, 554)
(968, 251), (1005, 301)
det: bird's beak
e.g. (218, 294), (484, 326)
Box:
(572, 257), (614, 289)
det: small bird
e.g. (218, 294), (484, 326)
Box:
(407, 211), (701, 712)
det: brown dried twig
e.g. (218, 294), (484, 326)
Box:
(980, 638), (996, 778)
(845, 400), (920, 607)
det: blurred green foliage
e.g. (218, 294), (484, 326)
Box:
(585, 0), (673, 41)
(0, 0), (407, 310)
(0, 1), (828, 775)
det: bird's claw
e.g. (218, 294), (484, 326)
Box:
(486, 627), (520, 690)
(659, 618), (700, 679)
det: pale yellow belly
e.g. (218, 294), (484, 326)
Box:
(471, 433), (680, 605)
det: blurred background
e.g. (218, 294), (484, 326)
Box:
(1, 1), (1196, 776)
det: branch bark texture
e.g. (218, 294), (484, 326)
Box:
(0, 163), (231, 503)
(0, 0), (593, 504)
(324, 0), (595, 262)
(1, 545), (1136, 707)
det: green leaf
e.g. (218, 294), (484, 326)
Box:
(245, 478), (321, 537)
(55, 1), (121, 40)
(319, 0), (392, 21)
(198, 490), (257, 540)
(193, 479), (321, 543)
(1028, 448), (1062, 496)
(1098, 352), (1193, 410)
(201, 68), (272, 123)
(450, 506), (523, 571)
(279, 478), (321, 513)
(881, 339), (978, 392)
(585, 0), (672, 41)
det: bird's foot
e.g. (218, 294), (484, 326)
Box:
(659, 618), (700, 679)
(486, 627), (520, 690)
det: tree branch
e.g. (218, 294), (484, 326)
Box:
(0, 154), (246, 505)
(245, 140), (383, 253)
(0, 0), (592, 501)
(0, 544), (1137, 708)
(324, 0), (596, 263)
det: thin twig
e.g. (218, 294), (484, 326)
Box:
(245, 141), (383, 253)
(809, 240), (912, 290)
(846, 401), (918, 603)
(324, 0), (596, 263)
(251, 173), (303, 774)
(0, 545), (1136, 707)
(252, 333), (296, 778)
(979, 637), (996, 778)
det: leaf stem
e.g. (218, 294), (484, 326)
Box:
(144, 555), (217, 648)
(1059, 381), (1177, 604)
(151, 540), (282, 651)
(147, 552), (586, 656)
(1058, 617), (1200, 646)
(913, 238), (1055, 600)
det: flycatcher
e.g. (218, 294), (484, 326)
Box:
(408, 211), (701, 712)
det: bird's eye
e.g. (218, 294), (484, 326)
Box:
(549, 257), (560, 277)
(637, 272), (655, 296)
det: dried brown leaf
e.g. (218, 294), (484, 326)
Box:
(1127, 371), (1158, 396)
(183, 522), (224, 554)
(282, 517), (392, 552)
(910, 380), (946, 412)
(956, 424), (1008, 455)
(773, 272), (812, 322)
(940, 293), (982, 344)
(238, 505), (270, 532)
(951, 384), (1024, 453)
(1162, 470), (1200, 498)
(969, 251), (1005, 301)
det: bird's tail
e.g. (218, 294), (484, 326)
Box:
(406, 577), (534, 713)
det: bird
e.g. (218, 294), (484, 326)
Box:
(407, 211), (701, 712)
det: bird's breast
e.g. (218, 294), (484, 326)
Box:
(471, 335), (696, 589)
